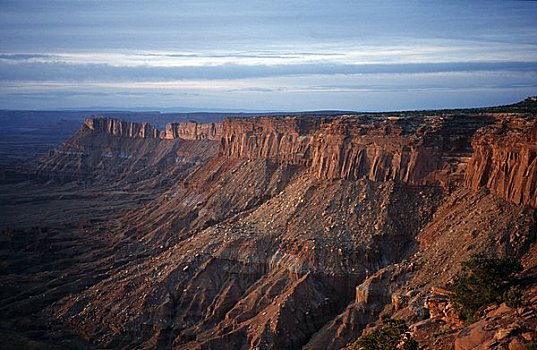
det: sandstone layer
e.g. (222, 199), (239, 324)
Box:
(84, 118), (160, 138)
(464, 114), (537, 207)
(163, 121), (222, 141)
(221, 113), (535, 207)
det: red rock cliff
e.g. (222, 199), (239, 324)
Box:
(163, 121), (222, 140)
(84, 118), (223, 141)
(220, 116), (321, 164)
(464, 114), (537, 207)
(220, 115), (491, 187)
(84, 118), (159, 138)
(308, 116), (447, 185)
(83, 114), (536, 207)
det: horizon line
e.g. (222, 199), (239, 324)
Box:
(0, 96), (534, 115)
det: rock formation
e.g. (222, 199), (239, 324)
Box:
(464, 114), (537, 207)
(84, 117), (223, 141)
(84, 117), (160, 138)
(36, 118), (223, 183)
(221, 113), (535, 206)
(163, 120), (222, 140)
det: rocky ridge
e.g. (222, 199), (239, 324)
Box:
(35, 118), (222, 183)
(84, 118), (160, 138)
(84, 118), (223, 141)
(222, 112), (535, 207)
(464, 114), (537, 207)
(163, 120), (222, 141)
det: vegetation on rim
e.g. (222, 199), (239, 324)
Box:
(451, 254), (523, 322)
(355, 318), (418, 350)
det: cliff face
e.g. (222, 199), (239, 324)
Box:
(84, 118), (159, 138)
(163, 121), (222, 140)
(62, 114), (537, 205)
(220, 113), (537, 207)
(306, 116), (471, 186)
(220, 116), (321, 164)
(464, 114), (537, 207)
(220, 115), (493, 188)
(85, 117), (223, 141)
(37, 118), (221, 183)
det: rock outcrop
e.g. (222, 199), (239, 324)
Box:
(84, 118), (160, 138)
(220, 113), (536, 207)
(85, 117), (223, 141)
(47, 113), (537, 207)
(37, 118), (222, 183)
(163, 121), (222, 140)
(464, 114), (537, 207)
(220, 115), (491, 186)
(220, 116), (321, 164)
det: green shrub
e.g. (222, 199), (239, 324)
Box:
(356, 318), (418, 350)
(524, 342), (537, 350)
(504, 285), (524, 308)
(451, 254), (522, 321)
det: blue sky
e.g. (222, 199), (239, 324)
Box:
(1, 0), (537, 111)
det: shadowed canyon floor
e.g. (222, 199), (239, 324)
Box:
(1, 99), (536, 349)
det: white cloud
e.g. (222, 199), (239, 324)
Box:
(2, 70), (535, 95)
(2, 40), (537, 68)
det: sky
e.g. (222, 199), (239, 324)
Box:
(1, 0), (537, 112)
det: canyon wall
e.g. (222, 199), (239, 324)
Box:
(84, 118), (160, 138)
(37, 118), (222, 182)
(219, 116), (321, 164)
(220, 115), (491, 187)
(464, 114), (537, 207)
(84, 117), (223, 141)
(52, 114), (537, 207)
(307, 117), (448, 185)
(220, 113), (536, 207)
(163, 121), (222, 140)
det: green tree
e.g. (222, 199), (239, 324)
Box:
(356, 318), (418, 350)
(451, 254), (522, 321)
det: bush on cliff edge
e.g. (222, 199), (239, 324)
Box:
(356, 318), (418, 350)
(451, 254), (522, 321)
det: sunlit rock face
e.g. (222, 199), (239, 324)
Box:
(163, 121), (222, 141)
(36, 118), (220, 182)
(464, 114), (537, 207)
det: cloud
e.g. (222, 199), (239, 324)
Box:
(2, 59), (537, 83)
(2, 41), (537, 67)
(2, 69), (535, 97)
(0, 53), (52, 61)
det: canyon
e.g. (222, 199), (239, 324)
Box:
(0, 99), (536, 349)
